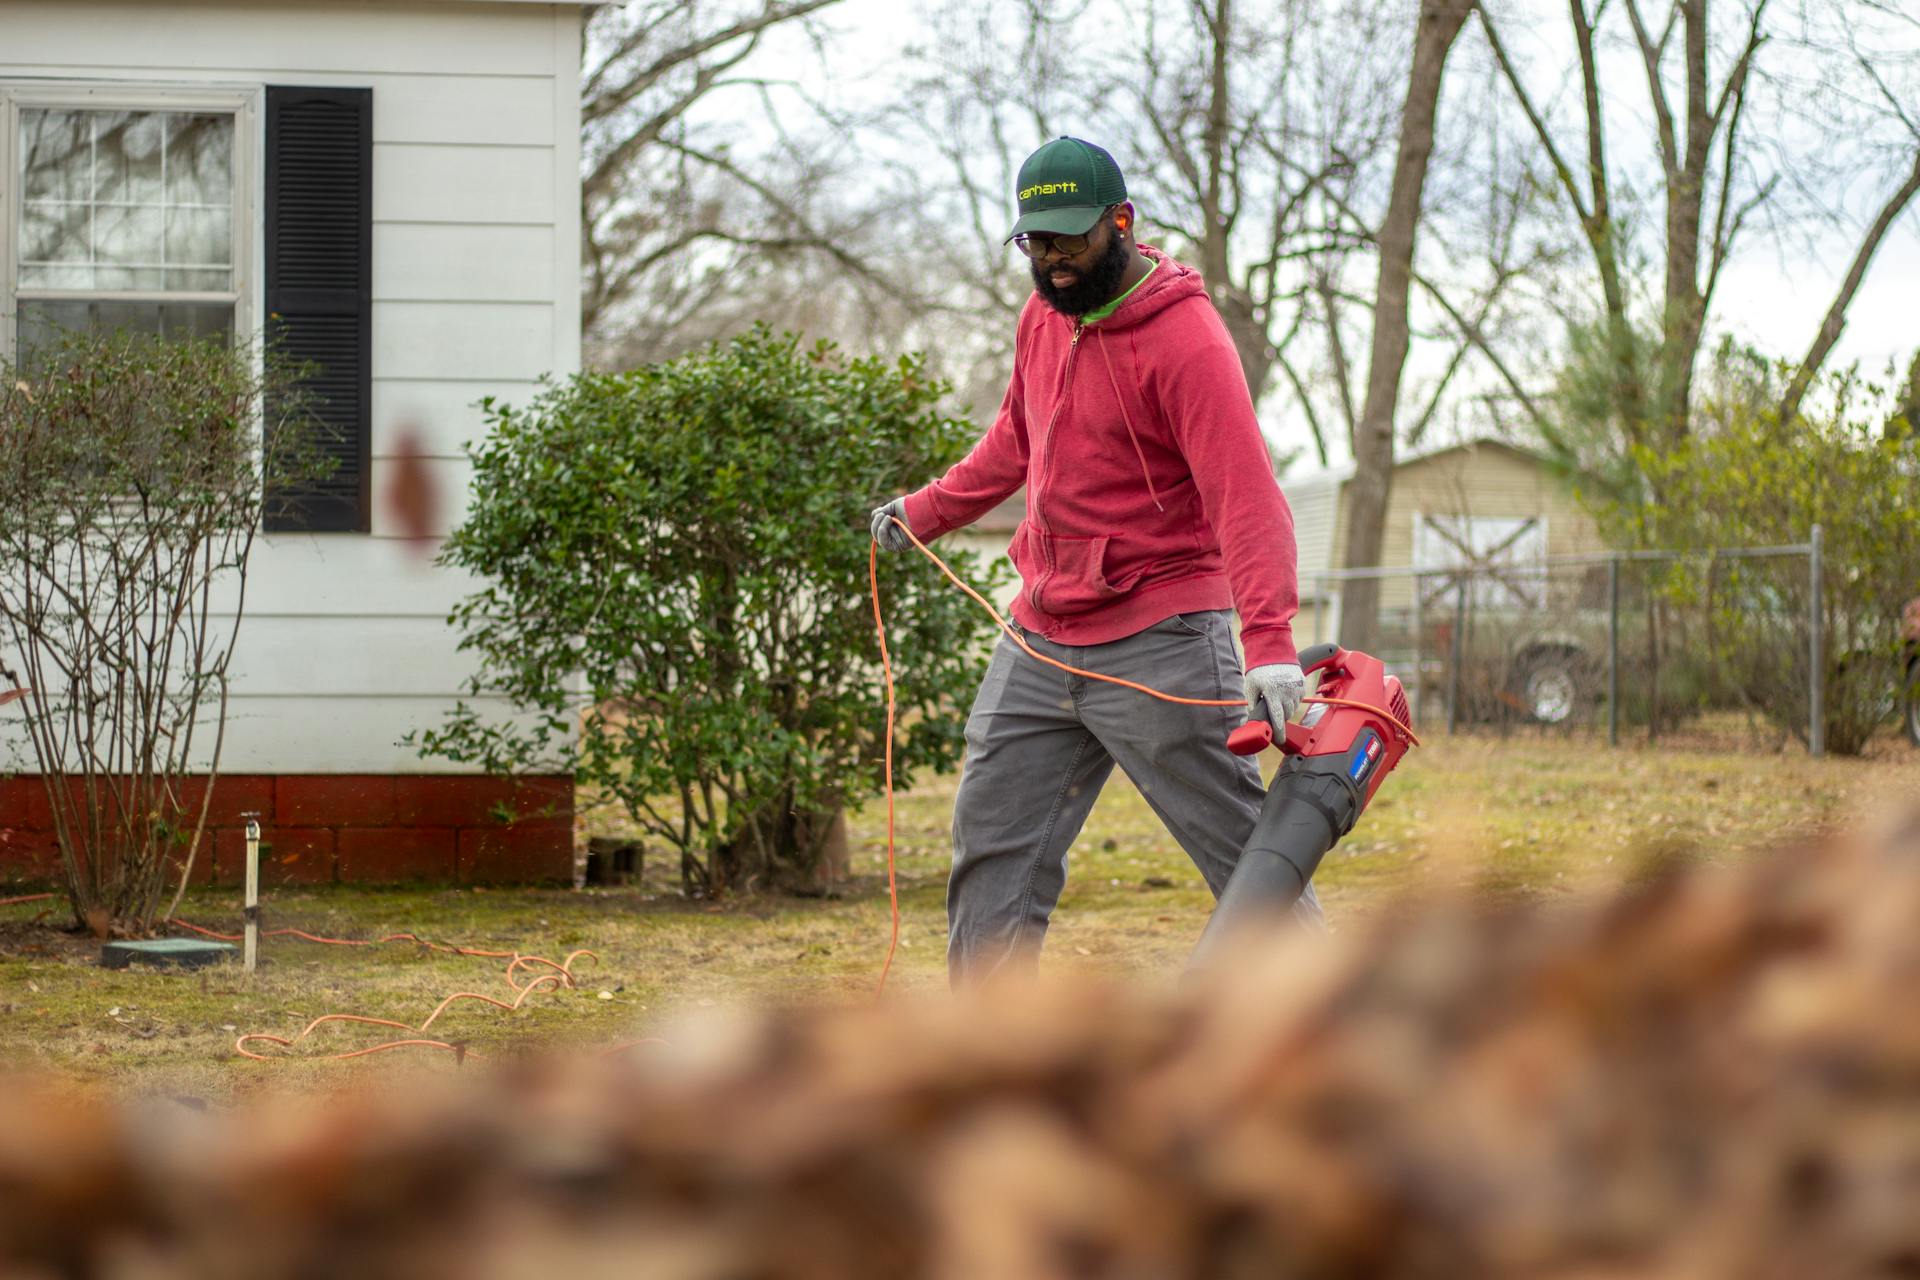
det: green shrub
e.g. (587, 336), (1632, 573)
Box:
(0, 329), (324, 931)
(417, 328), (1006, 893)
(1612, 370), (1920, 754)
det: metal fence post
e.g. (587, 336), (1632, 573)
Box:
(1809, 523), (1824, 758)
(1447, 576), (1466, 735)
(1607, 555), (1620, 747)
(1410, 571), (1425, 725)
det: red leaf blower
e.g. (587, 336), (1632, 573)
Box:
(1190, 642), (1416, 966)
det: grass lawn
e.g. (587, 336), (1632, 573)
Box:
(1, 732), (1914, 1099)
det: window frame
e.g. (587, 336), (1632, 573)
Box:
(0, 80), (260, 362)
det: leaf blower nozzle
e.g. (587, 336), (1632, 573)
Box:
(1189, 642), (1414, 970)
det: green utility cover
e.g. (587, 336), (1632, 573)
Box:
(100, 938), (238, 970)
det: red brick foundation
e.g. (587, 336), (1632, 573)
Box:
(0, 775), (574, 887)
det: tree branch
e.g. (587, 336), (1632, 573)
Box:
(583, 0), (842, 124)
(1412, 268), (1551, 435)
(1476, 6), (1593, 224)
(1779, 147), (1920, 424)
(1624, 0), (1681, 184)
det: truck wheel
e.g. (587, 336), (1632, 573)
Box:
(1516, 647), (1583, 725)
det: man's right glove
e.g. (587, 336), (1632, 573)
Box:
(1243, 662), (1307, 733)
(869, 498), (913, 552)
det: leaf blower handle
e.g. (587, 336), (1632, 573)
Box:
(1226, 701), (1275, 755)
(1226, 644), (1344, 756)
(1296, 642), (1343, 674)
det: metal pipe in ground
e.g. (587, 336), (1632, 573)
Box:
(243, 814), (261, 973)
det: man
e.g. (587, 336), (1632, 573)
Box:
(871, 136), (1319, 985)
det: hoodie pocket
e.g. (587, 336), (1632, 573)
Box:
(1029, 532), (1123, 617)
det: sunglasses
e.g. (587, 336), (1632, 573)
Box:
(1011, 207), (1121, 260)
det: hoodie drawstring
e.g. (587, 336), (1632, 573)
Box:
(1097, 330), (1165, 513)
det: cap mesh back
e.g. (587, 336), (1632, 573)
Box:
(1086, 144), (1127, 205)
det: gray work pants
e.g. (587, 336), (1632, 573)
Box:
(947, 609), (1323, 985)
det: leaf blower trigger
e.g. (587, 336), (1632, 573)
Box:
(1191, 642), (1414, 965)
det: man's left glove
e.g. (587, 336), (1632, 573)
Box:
(1243, 662), (1306, 733)
(869, 498), (914, 552)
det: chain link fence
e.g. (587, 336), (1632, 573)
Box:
(1295, 529), (1857, 755)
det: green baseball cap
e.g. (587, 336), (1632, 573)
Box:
(1005, 136), (1128, 242)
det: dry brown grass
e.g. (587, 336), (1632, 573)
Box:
(0, 735), (1913, 1100)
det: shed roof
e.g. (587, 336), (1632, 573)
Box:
(1282, 437), (1558, 498)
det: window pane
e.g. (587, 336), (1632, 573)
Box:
(164, 267), (231, 292)
(16, 107), (235, 297)
(164, 206), (230, 268)
(93, 111), (165, 205)
(94, 266), (167, 291)
(19, 203), (91, 286)
(96, 204), (164, 267)
(20, 265), (95, 289)
(20, 110), (90, 203)
(166, 114), (232, 207)
(16, 299), (234, 363)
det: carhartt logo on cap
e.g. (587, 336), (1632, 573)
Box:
(1006, 138), (1128, 243)
(1019, 180), (1079, 200)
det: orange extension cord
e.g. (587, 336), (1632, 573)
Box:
(8, 517), (1417, 1057)
(867, 516), (1418, 994)
(167, 916), (604, 1062)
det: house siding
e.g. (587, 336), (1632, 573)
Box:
(1279, 476), (1339, 592)
(1331, 444), (1606, 567)
(1279, 442), (1612, 649)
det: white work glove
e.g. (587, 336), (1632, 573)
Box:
(1243, 662), (1306, 733)
(869, 498), (913, 552)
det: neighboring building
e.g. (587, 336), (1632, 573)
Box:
(0, 0), (589, 885)
(1284, 437), (1610, 650)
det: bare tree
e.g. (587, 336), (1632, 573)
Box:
(1126, 0), (1405, 418)
(1339, 0), (1478, 652)
(1774, 1), (1920, 424)
(1477, 0), (1920, 464)
(898, 0), (1415, 466)
(582, 0), (923, 367)
(891, 1), (1076, 415)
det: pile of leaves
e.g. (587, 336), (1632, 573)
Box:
(5, 803), (1920, 1278)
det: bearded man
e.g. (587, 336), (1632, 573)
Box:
(871, 136), (1318, 985)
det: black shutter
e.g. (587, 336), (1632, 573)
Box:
(264, 86), (372, 533)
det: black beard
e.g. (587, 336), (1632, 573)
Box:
(1031, 232), (1134, 317)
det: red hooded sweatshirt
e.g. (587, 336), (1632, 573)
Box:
(902, 246), (1300, 668)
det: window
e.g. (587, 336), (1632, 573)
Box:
(5, 83), (374, 533)
(4, 87), (253, 362)
(1413, 513), (1548, 611)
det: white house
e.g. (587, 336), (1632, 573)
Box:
(0, 0), (589, 885)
